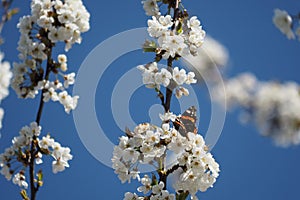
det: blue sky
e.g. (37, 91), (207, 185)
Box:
(1, 0), (300, 199)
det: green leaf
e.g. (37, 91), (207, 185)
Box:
(143, 40), (157, 53)
(176, 21), (183, 34)
(37, 170), (43, 187)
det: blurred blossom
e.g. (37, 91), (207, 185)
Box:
(0, 53), (12, 101)
(0, 53), (12, 132)
(142, 0), (160, 17)
(183, 36), (229, 82)
(273, 9), (295, 40)
(213, 73), (300, 147)
(0, 108), (3, 130)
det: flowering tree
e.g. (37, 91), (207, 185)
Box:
(0, 0), (90, 199)
(1, 0), (300, 200)
(111, 0), (219, 199)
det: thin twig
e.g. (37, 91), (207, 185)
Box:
(0, 0), (16, 43)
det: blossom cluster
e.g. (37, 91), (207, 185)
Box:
(137, 62), (197, 99)
(116, 1), (219, 199)
(124, 181), (175, 200)
(0, 53), (12, 130)
(112, 113), (219, 199)
(38, 77), (78, 114)
(11, 0), (90, 113)
(273, 8), (300, 40)
(0, 122), (72, 189)
(146, 15), (206, 58)
(213, 73), (300, 147)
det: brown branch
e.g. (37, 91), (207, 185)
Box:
(164, 57), (174, 112)
(157, 88), (165, 109)
(166, 163), (181, 175)
(30, 44), (53, 200)
(158, 0), (180, 190)
(29, 138), (36, 200)
(35, 53), (52, 125)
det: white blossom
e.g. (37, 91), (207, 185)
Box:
(12, 172), (28, 189)
(187, 16), (206, 54)
(43, 87), (59, 102)
(30, 42), (47, 60)
(154, 68), (172, 87)
(160, 34), (188, 59)
(159, 112), (177, 122)
(30, 121), (42, 136)
(167, 133), (187, 154)
(186, 72), (197, 84)
(137, 175), (152, 194)
(152, 181), (164, 194)
(147, 15), (173, 38)
(123, 192), (143, 200)
(63, 72), (76, 88)
(58, 91), (79, 114)
(172, 67), (187, 85)
(52, 145), (73, 174)
(39, 135), (55, 149)
(58, 54), (67, 63)
(137, 62), (159, 88)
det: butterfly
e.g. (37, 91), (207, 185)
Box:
(173, 106), (198, 137)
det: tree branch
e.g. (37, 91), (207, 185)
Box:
(164, 57), (173, 112)
(158, 0), (180, 190)
(30, 44), (53, 200)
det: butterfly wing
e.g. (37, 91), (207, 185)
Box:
(173, 106), (198, 137)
